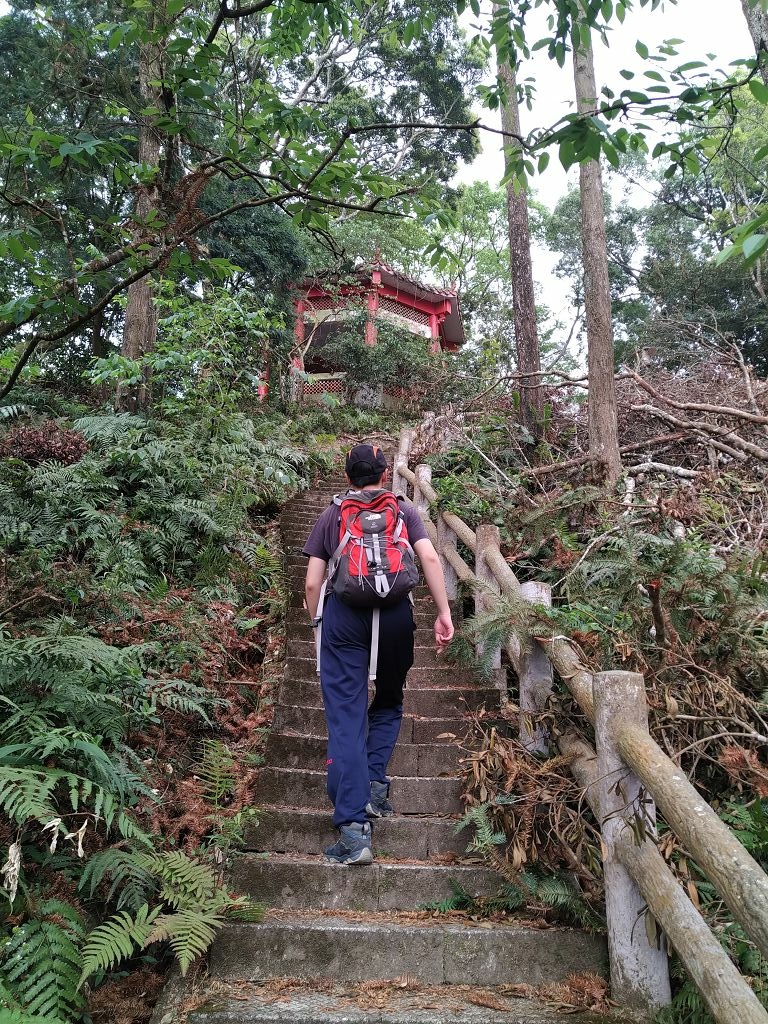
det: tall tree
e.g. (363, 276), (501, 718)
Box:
(497, 43), (544, 442)
(117, 4), (166, 412)
(571, 15), (622, 484)
(0, 0), (479, 404)
(741, 0), (768, 85)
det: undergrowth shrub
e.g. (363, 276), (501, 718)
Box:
(0, 407), (328, 1022)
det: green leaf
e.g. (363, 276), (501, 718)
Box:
(6, 236), (27, 262)
(743, 234), (768, 263)
(537, 151), (550, 173)
(636, 40), (649, 59)
(749, 79), (768, 105)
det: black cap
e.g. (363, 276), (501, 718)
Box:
(345, 443), (388, 486)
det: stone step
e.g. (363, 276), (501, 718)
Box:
(209, 914), (607, 987)
(284, 658), (479, 688)
(278, 678), (499, 716)
(286, 592), (446, 618)
(286, 636), (461, 668)
(273, 705), (470, 742)
(265, 734), (463, 777)
(230, 855), (501, 911)
(253, 768), (463, 814)
(186, 985), (584, 1024)
(244, 807), (469, 858)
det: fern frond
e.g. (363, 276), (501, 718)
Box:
(0, 767), (59, 825)
(133, 851), (217, 909)
(144, 905), (224, 976)
(196, 740), (235, 807)
(3, 906), (85, 1019)
(78, 904), (161, 984)
(78, 849), (156, 910)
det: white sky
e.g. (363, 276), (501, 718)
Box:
(457, 0), (754, 328)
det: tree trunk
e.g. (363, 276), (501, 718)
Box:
(572, 22), (622, 485)
(117, 22), (165, 413)
(741, 0), (768, 85)
(497, 46), (544, 443)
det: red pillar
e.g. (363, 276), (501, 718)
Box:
(366, 289), (379, 346)
(429, 312), (440, 355)
(294, 299), (306, 349)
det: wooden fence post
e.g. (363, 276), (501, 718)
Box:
(593, 670), (671, 1016)
(437, 515), (458, 603)
(475, 524), (502, 681)
(518, 582), (553, 754)
(414, 464), (432, 521)
(392, 427), (414, 497)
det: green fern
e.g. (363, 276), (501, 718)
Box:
(78, 849), (156, 911)
(0, 767), (60, 825)
(145, 904), (225, 976)
(456, 803), (507, 854)
(420, 878), (475, 913)
(79, 856), (264, 981)
(133, 851), (220, 909)
(78, 904), (161, 984)
(535, 872), (601, 929)
(2, 901), (85, 1020)
(196, 740), (236, 808)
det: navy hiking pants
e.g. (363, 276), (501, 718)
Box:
(319, 593), (415, 827)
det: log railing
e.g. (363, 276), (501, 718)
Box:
(393, 425), (768, 1024)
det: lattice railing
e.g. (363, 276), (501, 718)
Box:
(299, 373), (346, 403)
(378, 296), (431, 326)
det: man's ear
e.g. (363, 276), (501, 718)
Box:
(381, 469), (389, 485)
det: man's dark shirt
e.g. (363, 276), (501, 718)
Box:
(302, 491), (428, 562)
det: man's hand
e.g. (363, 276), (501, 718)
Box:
(434, 612), (454, 650)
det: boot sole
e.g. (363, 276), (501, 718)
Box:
(365, 803), (394, 819)
(324, 847), (373, 866)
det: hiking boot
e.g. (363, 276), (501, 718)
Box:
(324, 822), (373, 865)
(366, 780), (394, 819)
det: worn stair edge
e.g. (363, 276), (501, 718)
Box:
(254, 768), (464, 815)
(243, 808), (468, 858)
(278, 679), (499, 714)
(232, 855), (502, 911)
(186, 987), (617, 1024)
(272, 706), (473, 742)
(286, 637), (465, 666)
(265, 735), (464, 778)
(282, 658), (480, 687)
(210, 917), (608, 987)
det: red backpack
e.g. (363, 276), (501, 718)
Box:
(327, 489), (419, 607)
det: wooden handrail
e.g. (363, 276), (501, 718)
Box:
(618, 722), (768, 957)
(569, 726), (768, 1024)
(400, 465), (478, 552)
(399, 421), (768, 1023)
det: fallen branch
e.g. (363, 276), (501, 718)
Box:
(519, 433), (687, 478)
(633, 404), (768, 463)
(625, 370), (768, 426)
(626, 462), (699, 479)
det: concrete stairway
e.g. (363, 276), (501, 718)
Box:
(189, 479), (608, 1023)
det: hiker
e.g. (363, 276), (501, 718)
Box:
(303, 443), (454, 866)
